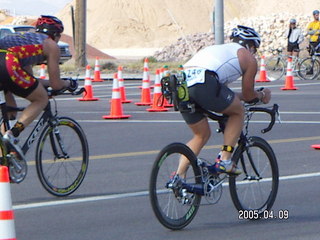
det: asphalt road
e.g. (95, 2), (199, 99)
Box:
(7, 76), (320, 240)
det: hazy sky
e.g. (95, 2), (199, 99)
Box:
(0, 0), (72, 16)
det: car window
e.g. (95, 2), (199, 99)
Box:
(14, 27), (35, 33)
(0, 29), (13, 39)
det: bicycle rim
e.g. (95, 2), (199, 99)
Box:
(229, 136), (279, 213)
(149, 143), (201, 230)
(36, 117), (89, 197)
(298, 58), (320, 80)
(265, 57), (285, 81)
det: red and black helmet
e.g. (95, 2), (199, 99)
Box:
(35, 15), (64, 39)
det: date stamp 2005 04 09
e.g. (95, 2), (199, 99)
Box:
(238, 210), (289, 220)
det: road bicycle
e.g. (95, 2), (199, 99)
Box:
(149, 75), (280, 229)
(0, 81), (89, 197)
(149, 103), (280, 230)
(264, 48), (320, 81)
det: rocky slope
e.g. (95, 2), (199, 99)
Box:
(155, 12), (313, 61)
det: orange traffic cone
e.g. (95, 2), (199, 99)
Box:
(92, 57), (103, 82)
(135, 67), (152, 106)
(103, 73), (131, 119)
(39, 64), (46, 79)
(143, 57), (149, 68)
(281, 57), (298, 90)
(147, 69), (168, 112)
(79, 65), (99, 101)
(0, 166), (16, 240)
(163, 65), (170, 76)
(118, 66), (132, 103)
(256, 55), (269, 82)
(144, 58), (154, 89)
(311, 144), (320, 149)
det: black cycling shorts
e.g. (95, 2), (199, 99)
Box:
(287, 43), (299, 52)
(180, 70), (235, 125)
(0, 51), (39, 98)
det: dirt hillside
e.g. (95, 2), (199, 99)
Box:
(56, 0), (320, 52)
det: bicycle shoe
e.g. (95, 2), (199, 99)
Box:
(166, 172), (184, 197)
(306, 70), (314, 75)
(214, 159), (242, 175)
(3, 130), (25, 161)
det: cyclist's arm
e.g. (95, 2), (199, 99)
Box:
(237, 48), (259, 101)
(298, 29), (304, 44)
(307, 22), (320, 36)
(42, 38), (69, 90)
(237, 48), (271, 104)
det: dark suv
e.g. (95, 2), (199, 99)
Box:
(0, 25), (72, 64)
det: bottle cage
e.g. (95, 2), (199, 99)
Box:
(160, 73), (194, 113)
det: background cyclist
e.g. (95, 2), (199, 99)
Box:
(306, 10), (320, 56)
(285, 18), (304, 57)
(0, 15), (77, 157)
(176, 25), (271, 177)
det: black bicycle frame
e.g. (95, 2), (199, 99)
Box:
(21, 102), (54, 155)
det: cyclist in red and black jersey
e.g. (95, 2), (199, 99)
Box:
(0, 15), (77, 157)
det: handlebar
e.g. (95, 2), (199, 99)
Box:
(47, 77), (85, 97)
(269, 48), (283, 55)
(47, 87), (85, 97)
(246, 103), (279, 133)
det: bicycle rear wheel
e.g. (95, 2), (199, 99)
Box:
(297, 57), (320, 80)
(149, 143), (201, 230)
(229, 136), (279, 215)
(35, 117), (89, 197)
(265, 57), (286, 81)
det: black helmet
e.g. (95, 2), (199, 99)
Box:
(230, 25), (261, 49)
(35, 15), (64, 39)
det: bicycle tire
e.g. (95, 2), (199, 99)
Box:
(35, 117), (89, 197)
(149, 143), (201, 230)
(297, 57), (320, 80)
(229, 136), (279, 215)
(0, 138), (7, 166)
(265, 57), (286, 81)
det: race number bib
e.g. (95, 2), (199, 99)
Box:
(184, 68), (206, 87)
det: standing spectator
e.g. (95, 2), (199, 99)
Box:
(307, 10), (320, 55)
(285, 19), (304, 57)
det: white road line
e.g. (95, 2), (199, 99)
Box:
(75, 120), (320, 124)
(13, 171), (320, 211)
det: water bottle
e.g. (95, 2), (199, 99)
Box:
(176, 70), (191, 112)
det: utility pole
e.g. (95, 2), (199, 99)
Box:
(75, 0), (87, 68)
(214, 0), (224, 44)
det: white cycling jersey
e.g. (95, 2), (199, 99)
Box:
(183, 42), (243, 86)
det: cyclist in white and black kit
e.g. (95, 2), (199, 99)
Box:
(176, 25), (271, 176)
(285, 19), (304, 57)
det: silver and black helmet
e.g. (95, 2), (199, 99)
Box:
(230, 25), (261, 48)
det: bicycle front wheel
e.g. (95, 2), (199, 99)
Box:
(36, 117), (89, 197)
(229, 136), (279, 215)
(149, 143), (201, 230)
(297, 57), (320, 80)
(265, 57), (286, 81)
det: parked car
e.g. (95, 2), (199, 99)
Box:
(0, 25), (72, 64)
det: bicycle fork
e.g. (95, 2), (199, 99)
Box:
(240, 142), (262, 181)
(49, 120), (69, 159)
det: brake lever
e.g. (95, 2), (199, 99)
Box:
(72, 87), (85, 95)
(275, 105), (281, 124)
